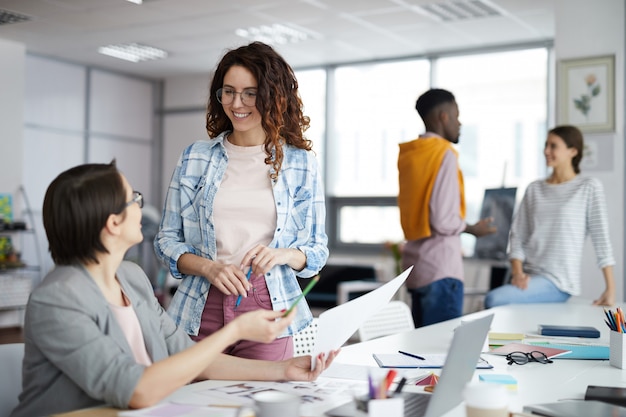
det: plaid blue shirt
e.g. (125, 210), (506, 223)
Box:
(154, 132), (328, 337)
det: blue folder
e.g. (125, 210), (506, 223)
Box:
(528, 343), (609, 360)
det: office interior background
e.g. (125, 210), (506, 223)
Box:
(0, 0), (623, 327)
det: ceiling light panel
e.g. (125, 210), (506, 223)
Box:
(418, 0), (501, 21)
(235, 24), (310, 45)
(98, 43), (168, 63)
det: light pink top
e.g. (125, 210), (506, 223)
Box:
(214, 139), (276, 266)
(109, 301), (152, 366)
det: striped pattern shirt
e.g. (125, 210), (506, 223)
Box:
(509, 175), (614, 295)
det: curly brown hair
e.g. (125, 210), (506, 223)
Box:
(206, 42), (312, 179)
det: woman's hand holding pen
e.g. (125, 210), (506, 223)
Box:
(241, 245), (307, 275)
(205, 261), (251, 296)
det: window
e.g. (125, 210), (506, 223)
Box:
(436, 48), (549, 255)
(295, 45), (549, 254)
(295, 69), (326, 172)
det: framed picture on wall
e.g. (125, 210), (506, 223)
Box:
(557, 55), (615, 133)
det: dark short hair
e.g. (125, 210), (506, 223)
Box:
(415, 88), (456, 120)
(42, 161), (126, 265)
(549, 125), (584, 174)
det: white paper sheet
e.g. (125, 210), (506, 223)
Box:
(312, 266), (412, 370)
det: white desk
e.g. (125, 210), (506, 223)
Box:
(334, 299), (625, 416)
(59, 300), (624, 417)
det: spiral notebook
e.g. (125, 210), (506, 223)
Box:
(372, 353), (493, 369)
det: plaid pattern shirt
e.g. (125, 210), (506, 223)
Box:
(154, 132), (328, 336)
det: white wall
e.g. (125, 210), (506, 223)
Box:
(554, 0), (625, 302)
(0, 39), (25, 207)
(0, 51), (159, 327)
(159, 75), (209, 206)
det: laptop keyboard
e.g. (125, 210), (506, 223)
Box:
(402, 392), (432, 417)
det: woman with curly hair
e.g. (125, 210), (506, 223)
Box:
(154, 42), (328, 360)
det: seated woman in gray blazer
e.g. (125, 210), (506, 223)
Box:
(10, 161), (337, 417)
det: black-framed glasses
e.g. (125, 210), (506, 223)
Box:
(506, 351), (553, 365)
(216, 87), (257, 106)
(125, 191), (143, 209)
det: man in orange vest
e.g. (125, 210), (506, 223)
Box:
(398, 88), (496, 327)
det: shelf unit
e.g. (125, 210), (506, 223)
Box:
(0, 186), (43, 326)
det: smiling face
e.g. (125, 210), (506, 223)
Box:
(221, 65), (264, 141)
(544, 133), (578, 170)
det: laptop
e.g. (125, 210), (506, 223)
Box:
(325, 313), (494, 417)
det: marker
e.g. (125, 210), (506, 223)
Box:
(283, 276), (319, 317)
(384, 369), (398, 392)
(234, 267), (253, 310)
(398, 350), (425, 360)
(393, 377), (407, 395)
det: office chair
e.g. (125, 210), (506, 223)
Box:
(293, 318), (318, 356)
(0, 343), (24, 417)
(358, 301), (415, 342)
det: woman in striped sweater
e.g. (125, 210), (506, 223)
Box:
(484, 125), (615, 308)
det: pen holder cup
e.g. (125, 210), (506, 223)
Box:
(610, 331), (626, 369)
(355, 395), (404, 417)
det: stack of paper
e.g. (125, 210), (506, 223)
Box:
(488, 332), (525, 347)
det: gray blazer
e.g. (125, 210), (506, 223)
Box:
(11, 261), (194, 417)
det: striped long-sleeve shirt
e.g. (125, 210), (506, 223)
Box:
(508, 175), (615, 295)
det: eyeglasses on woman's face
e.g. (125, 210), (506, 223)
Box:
(216, 87), (257, 106)
(506, 351), (553, 365)
(125, 191), (143, 209)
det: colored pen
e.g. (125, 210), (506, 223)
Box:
(234, 266), (253, 310)
(381, 369), (398, 398)
(368, 372), (376, 399)
(398, 350), (425, 360)
(283, 275), (319, 317)
(393, 377), (407, 395)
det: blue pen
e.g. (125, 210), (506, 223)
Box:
(234, 267), (253, 310)
(606, 308), (617, 331)
(398, 350), (425, 360)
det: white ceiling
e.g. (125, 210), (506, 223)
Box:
(0, 0), (555, 79)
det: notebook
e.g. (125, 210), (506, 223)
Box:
(372, 353), (493, 369)
(524, 400), (626, 416)
(325, 313), (495, 417)
(527, 343), (609, 360)
(487, 342), (571, 359)
(537, 324), (600, 338)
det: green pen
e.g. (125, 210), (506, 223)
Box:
(283, 275), (319, 317)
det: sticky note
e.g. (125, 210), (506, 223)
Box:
(479, 374), (518, 391)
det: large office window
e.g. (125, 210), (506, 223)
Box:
(295, 69), (326, 170)
(436, 48), (549, 255)
(295, 45), (549, 253)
